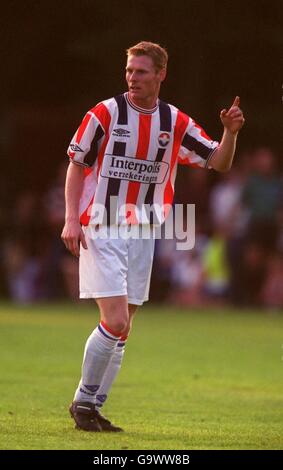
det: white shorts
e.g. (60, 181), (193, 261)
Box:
(79, 225), (155, 305)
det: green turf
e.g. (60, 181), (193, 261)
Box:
(0, 302), (282, 450)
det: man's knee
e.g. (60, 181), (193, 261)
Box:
(97, 298), (129, 335)
(106, 316), (128, 335)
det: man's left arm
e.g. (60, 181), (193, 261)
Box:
(209, 96), (245, 172)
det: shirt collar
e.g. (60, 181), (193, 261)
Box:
(125, 92), (159, 114)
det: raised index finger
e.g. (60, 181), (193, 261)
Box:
(232, 96), (240, 107)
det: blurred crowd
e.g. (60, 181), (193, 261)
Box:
(1, 147), (283, 309)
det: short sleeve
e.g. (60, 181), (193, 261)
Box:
(67, 111), (105, 168)
(178, 118), (219, 169)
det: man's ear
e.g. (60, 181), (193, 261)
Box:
(159, 67), (167, 82)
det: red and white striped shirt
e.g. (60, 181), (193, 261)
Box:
(67, 92), (218, 226)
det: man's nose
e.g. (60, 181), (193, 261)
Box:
(130, 71), (137, 80)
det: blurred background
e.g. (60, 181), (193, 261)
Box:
(0, 0), (282, 309)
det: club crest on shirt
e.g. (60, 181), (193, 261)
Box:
(158, 132), (170, 147)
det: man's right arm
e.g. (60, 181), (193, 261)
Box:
(61, 162), (88, 257)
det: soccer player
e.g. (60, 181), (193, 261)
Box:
(61, 41), (245, 432)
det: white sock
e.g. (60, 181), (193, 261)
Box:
(95, 338), (127, 410)
(74, 322), (121, 403)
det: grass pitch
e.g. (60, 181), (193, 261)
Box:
(0, 302), (282, 450)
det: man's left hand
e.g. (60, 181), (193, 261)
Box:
(220, 96), (245, 135)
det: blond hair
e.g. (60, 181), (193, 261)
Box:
(126, 41), (168, 71)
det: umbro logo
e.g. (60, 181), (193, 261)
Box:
(70, 143), (83, 152)
(112, 128), (131, 137)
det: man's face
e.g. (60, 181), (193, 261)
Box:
(126, 55), (165, 103)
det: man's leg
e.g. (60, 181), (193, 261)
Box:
(70, 295), (129, 432)
(90, 303), (138, 432)
(95, 304), (138, 410)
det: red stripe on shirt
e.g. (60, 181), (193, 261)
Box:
(125, 114), (152, 223)
(83, 103), (111, 224)
(76, 113), (92, 145)
(70, 113), (93, 224)
(81, 103), (111, 225)
(84, 147), (110, 225)
(71, 103), (111, 161)
(91, 102), (111, 135)
(69, 113), (92, 160)
(92, 103), (111, 177)
(163, 111), (189, 213)
(84, 167), (93, 177)
(96, 134), (110, 178)
(80, 195), (94, 226)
